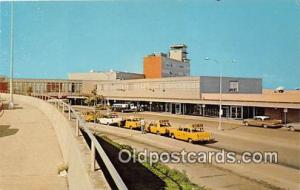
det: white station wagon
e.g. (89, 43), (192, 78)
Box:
(97, 114), (123, 125)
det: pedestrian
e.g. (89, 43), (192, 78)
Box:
(140, 119), (146, 134)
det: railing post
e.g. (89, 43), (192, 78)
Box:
(76, 118), (80, 136)
(62, 103), (65, 112)
(91, 141), (95, 171)
(68, 106), (71, 120)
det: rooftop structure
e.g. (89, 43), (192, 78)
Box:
(144, 44), (190, 78)
(169, 44), (189, 63)
(69, 70), (144, 81)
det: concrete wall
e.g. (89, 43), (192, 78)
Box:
(116, 72), (145, 80)
(143, 55), (163, 78)
(200, 76), (262, 94)
(82, 81), (98, 94)
(162, 57), (190, 77)
(69, 71), (144, 81)
(69, 72), (117, 81)
(0, 94), (108, 190)
(97, 77), (201, 100)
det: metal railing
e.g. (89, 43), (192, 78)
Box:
(33, 94), (128, 190)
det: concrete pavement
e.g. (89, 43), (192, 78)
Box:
(121, 111), (300, 169)
(89, 124), (300, 190)
(0, 100), (68, 190)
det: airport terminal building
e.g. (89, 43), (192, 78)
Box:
(0, 44), (299, 122)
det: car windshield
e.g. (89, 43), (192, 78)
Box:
(160, 122), (171, 127)
(191, 128), (204, 132)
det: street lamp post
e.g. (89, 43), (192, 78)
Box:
(8, 2), (14, 109)
(205, 57), (223, 131)
(205, 57), (237, 131)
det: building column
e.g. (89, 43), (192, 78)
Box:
(241, 106), (244, 119)
(284, 108), (288, 126)
(178, 103), (182, 114)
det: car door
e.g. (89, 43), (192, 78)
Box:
(182, 128), (189, 141)
(250, 118), (259, 126)
(149, 123), (155, 133)
(176, 128), (184, 139)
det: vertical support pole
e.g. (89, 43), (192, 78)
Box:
(68, 106), (71, 120)
(8, 2), (14, 110)
(241, 106), (244, 119)
(76, 118), (80, 136)
(284, 108), (288, 127)
(62, 103), (65, 112)
(91, 141), (95, 171)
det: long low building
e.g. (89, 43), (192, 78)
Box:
(96, 76), (300, 122)
(0, 75), (299, 122)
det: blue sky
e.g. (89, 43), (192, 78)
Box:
(0, 0), (299, 89)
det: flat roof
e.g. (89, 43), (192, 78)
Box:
(170, 44), (187, 48)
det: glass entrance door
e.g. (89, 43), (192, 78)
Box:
(230, 106), (243, 119)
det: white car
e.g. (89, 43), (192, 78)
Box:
(286, 122), (300, 131)
(97, 114), (123, 125)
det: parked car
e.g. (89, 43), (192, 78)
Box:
(84, 111), (102, 122)
(243, 116), (283, 128)
(167, 123), (213, 143)
(97, 113), (124, 125)
(112, 103), (137, 113)
(125, 117), (143, 129)
(146, 120), (173, 135)
(285, 122), (300, 131)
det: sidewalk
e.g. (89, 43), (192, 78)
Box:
(0, 100), (68, 190)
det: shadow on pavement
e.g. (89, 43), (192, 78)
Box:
(0, 125), (19, 138)
(80, 129), (166, 190)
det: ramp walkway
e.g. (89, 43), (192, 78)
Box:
(0, 100), (68, 190)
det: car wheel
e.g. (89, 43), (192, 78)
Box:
(263, 124), (268, 128)
(188, 138), (193, 144)
(156, 131), (160, 136)
(171, 134), (175, 139)
(107, 122), (109, 125)
(290, 126), (295, 132)
(244, 122), (249, 126)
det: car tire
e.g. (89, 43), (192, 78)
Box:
(263, 124), (268, 128)
(244, 122), (249, 126)
(171, 134), (175, 139)
(156, 131), (160, 136)
(188, 138), (193, 144)
(290, 126), (295, 132)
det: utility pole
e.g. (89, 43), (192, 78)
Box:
(9, 2), (14, 109)
(218, 63), (223, 131)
